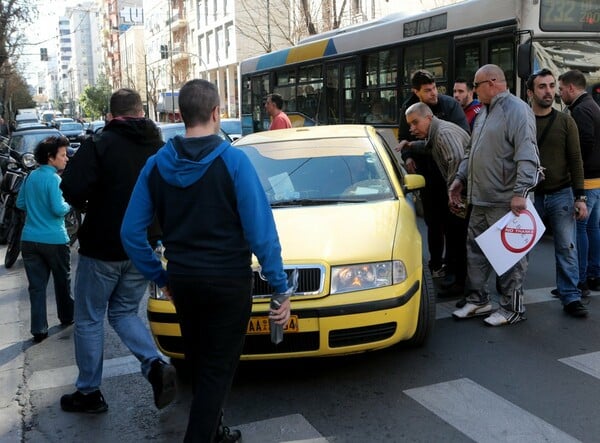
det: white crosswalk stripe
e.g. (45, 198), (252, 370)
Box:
(559, 351), (600, 380)
(404, 378), (581, 443)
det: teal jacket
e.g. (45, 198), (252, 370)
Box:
(16, 165), (70, 244)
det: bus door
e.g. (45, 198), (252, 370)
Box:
(454, 32), (516, 93)
(324, 63), (340, 124)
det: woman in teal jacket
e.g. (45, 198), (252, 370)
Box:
(17, 136), (73, 342)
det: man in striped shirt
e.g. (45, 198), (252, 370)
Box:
(404, 102), (470, 298)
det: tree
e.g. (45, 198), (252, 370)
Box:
(0, 0), (36, 119)
(78, 76), (112, 120)
(236, 0), (351, 54)
(3, 68), (35, 113)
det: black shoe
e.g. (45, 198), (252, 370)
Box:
(60, 320), (74, 327)
(551, 288), (560, 298)
(455, 297), (467, 308)
(148, 359), (177, 409)
(588, 277), (600, 292)
(32, 332), (48, 343)
(437, 283), (465, 298)
(216, 425), (242, 443)
(578, 282), (591, 298)
(61, 390), (108, 413)
(563, 300), (589, 318)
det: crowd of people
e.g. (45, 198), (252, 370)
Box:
(397, 65), (599, 324)
(9, 63), (600, 442)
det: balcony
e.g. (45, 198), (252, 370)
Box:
(167, 8), (187, 31)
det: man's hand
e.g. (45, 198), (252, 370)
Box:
(404, 158), (417, 174)
(448, 179), (464, 207)
(574, 201), (588, 221)
(510, 196), (528, 216)
(395, 140), (412, 152)
(269, 296), (291, 325)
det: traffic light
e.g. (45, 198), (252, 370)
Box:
(40, 48), (48, 61)
(160, 45), (168, 59)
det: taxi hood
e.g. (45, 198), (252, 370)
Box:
(272, 200), (402, 264)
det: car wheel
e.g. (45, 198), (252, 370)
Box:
(406, 265), (436, 347)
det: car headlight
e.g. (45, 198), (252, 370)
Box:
(331, 260), (407, 294)
(148, 282), (170, 300)
(22, 153), (37, 169)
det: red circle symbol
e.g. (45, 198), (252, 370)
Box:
(500, 209), (537, 253)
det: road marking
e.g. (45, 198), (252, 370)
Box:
(559, 351), (600, 379)
(404, 378), (580, 443)
(436, 287), (599, 320)
(236, 414), (329, 443)
(28, 355), (139, 391)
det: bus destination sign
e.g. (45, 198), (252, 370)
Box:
(540, 0), (600, 31)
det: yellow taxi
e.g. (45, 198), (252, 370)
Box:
(147, 125), (433, 361)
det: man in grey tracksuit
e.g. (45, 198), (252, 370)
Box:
(449, 64), (541, 326)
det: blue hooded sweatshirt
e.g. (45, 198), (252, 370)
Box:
(121, 134), (288, 293)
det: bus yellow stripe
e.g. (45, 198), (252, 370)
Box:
(287, 40), (331, 64)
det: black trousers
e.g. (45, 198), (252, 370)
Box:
(170, 274), (253, 443)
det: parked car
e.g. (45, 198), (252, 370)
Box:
(50, 117), (74, 128)
(84, 120), (106, 134)
(56, 121), (85, 148)
(220, 118), (242, 140)
(157, 122), (232, 143)
(146, 125), (432, 364)
(1, 127), (63, 170)
(40, 111), (63, 126)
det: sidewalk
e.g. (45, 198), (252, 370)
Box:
(0, 260), (29, 442)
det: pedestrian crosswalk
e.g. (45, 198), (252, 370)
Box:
(404, 378), (581, 443)
(22, 287), (600, 442)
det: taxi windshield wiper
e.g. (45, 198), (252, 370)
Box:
(271, 198), (368, 207)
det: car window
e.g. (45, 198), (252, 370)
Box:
(60, 123), (84, 131)
(220, 120), (241, 134)
(10, 132), (59, 153)
(238, 138), (394, 203)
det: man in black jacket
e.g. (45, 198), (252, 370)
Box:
(397, 69), (469, 285)
(59, 89), (176, 414)
(558, 69), (600, 294)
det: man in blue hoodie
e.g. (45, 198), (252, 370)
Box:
(121, 79), (292, 443)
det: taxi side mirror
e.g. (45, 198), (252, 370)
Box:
(403, 174), (425, 193)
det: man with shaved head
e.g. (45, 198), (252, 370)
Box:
(449, 64), (541, 326)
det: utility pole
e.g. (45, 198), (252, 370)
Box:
(168, 0), (175, 121)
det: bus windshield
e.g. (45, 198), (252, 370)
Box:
(534, 40), (600, 87)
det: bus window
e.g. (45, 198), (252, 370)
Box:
(455, 42), (480, 84)
(298, 65), (323, 121)
(343, 64), (357, 123)
(403, 38), (448, 86)
(489, 37), (515, 92)
(251, 75), (269, 132)
(325, 65), (340, 125)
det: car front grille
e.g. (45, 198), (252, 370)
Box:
(252, 266), (324, 297)
(329, 322), (396, 348)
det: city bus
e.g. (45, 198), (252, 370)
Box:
(239, 0), (600, 140)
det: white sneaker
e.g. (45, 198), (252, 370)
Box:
(483, 308), (526, 326)
(452, 302), (492, 319)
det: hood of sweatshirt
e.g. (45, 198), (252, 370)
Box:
(155, 134), (229, 188)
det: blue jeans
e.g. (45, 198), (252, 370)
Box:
(576, 188), (600, 282)
(535, 189), (581, 304)
(22, 241), (73, 335)
(73, 255), (160, 393)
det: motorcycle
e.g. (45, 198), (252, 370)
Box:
(2, 149), (81, 268)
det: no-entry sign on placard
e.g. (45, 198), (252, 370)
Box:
(475, 199), (545, 276)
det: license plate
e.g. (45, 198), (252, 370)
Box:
(246, 315), (299, 335)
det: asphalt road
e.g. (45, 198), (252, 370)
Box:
(1, 228), (599, 443)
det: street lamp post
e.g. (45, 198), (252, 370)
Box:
(168, 0), (175, 121)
